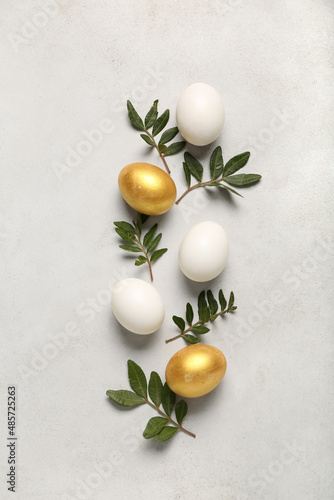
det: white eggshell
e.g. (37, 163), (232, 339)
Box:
(178, 221), (229, 282)
(111, 278), (165, 335)
(176, 83), (225, 146)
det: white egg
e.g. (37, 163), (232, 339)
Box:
(176, 83), (225, 146)
(178, 221), (229, 282)
(111, 278), (165, 335)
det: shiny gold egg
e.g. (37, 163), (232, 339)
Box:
(165, 344), (227, 398)
(118, 162), (177, 216)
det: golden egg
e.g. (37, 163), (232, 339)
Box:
(118, 162), (177, 216)
(165, 344), (227, 398)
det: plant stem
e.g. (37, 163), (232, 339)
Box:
(134, 228), (153, 282)
(175, 178), (227, 204)
(165, 309), (231, 344)
(144, 128), (171, 174)
(145, 399), (196, 438)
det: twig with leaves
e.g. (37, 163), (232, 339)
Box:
(107, 360), (195, 441)
(175, 146), (261, 204)
(114, 213), (167, 282)
(127, 100), (186, 174)
(165, 289), (237, 344)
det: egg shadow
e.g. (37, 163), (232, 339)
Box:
(179, 268), (230, 299)
(111, 314), (162, 350)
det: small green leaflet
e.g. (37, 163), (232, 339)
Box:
(106, 361), (195, 441)
(106, 390), (145, 407)
(128, 360), (147, 399)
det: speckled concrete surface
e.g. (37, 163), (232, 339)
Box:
(0, 1), (333, 499)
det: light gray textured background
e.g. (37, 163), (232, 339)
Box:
(1, 1), (334, 499)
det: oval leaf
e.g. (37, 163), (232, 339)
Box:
(144, 100), (158, 128)
(184, 152), (203, 181)
(115, 227), (136, 244)
(224, 173), (262, 186)
(175, 400), (188, 425)
(127, 360), (147, 399)
(186, 303), (194, 325)
(150, 248), (167, 262)
(207, 290), (218, 315)
(183, 334), (201, 344)
(140, 134), (155, 147)
(172, 316), (185, 332)
(119, 244), (142, 252)
(183, 162), (191, 187)
(143, 223), (158, 247)
(159, 127), (179, 145)
(152, 109), (169, 136)
(106, 390), (145, 407)
(161, 382), (176, 416)
(147, 233), (162, 253)
(198, 291), (208, 319)
(191, 325), (210, 334)
(223, 152), (250, 177)
(113, 221), (135, 233)
(210, 146), (224, 179)
(228, 291), (235, 310)
(164, 141), (186, 156)
(127, 100), (145, 131)
(143, 417), (169, 439)
(155, 426), (179, 442)
(148, 371), (163, 407)
(218, 289), (227, 311)
(221, 184), (243, 197)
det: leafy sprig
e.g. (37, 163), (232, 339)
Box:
(106, 360), (195, 441)
(114, 213), (167, 282)
(165, 289), (237, 344)
(175, 146), (261, 204)
(127, 100), (186, 174)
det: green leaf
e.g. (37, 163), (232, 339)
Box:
(183, 334), (201, 344)
(173, 316), (185, 332)
(223, 152), (250, 176)
(230, 306), (237, 311)
(186, 303), (194, 325)
(127, 360), (147, 399)
(114, 221), (136, 233)
(192, 325), (210, 334)
(148, 371), (163, 407)
(161, 382), (176, 416)
(127, 100), (145, 131)
(137, 213), (150, 234)
(228, 291), (235, 310)
(198, 291), (208, 320)
(140, 134), (155, 147)
(207, 290), (218, 315)
(106, 390), (145, 407)
(164, 141), (186, 156)
(155, 426), (179, 442)
(224, 173), (262, 186)
(183, 162), (191, 187)
(218, 289), (227, 311)
(119, 244), (142, 252)
(158, 144), (168, 154)
(115, 227), (136, 244)
(143, 417), (169, 439)
(144, 100), (158, 128)
(184, 152), (203, 181)
(143, 224), (158, 247)
(152, 109), (169, 136)
(210, 146), (224, 180)
(175, 400), (188, 425)
(202, 306), (211, 323)
(220, 184), (243, 197)
(150, 248), (167, 262)
(147, 233), (162, 253)
(159, 127), (179, 145)
(135, 258), (147, 266)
